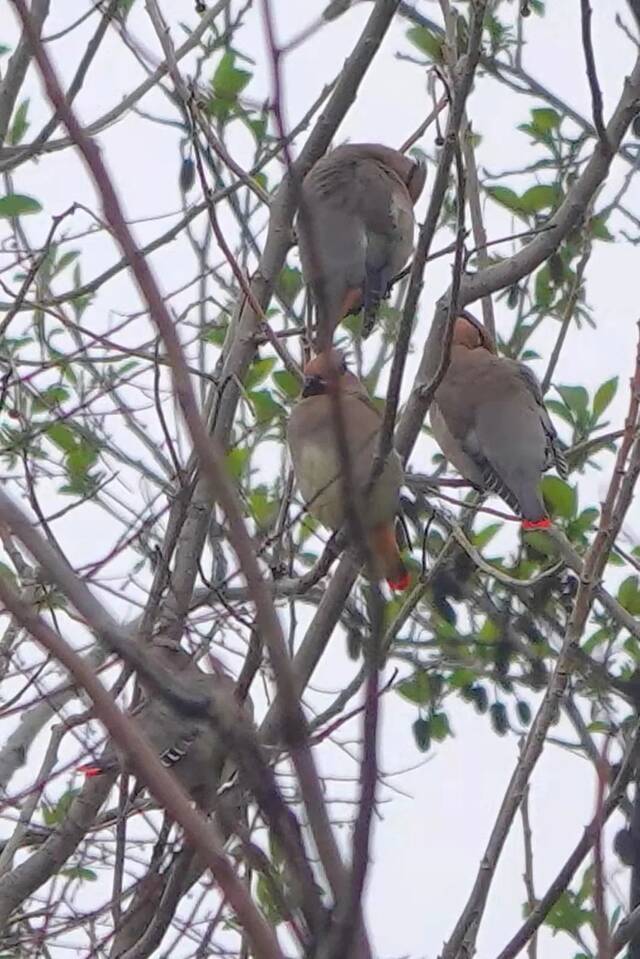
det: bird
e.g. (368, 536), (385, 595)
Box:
(287, 349), (409, 590)
(296, 143), (426, 345)
(77, 638), (241, 805)
(430, 311), (568, 530)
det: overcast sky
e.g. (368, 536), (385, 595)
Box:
(2, 1), (640, 957)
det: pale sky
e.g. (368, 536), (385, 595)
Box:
(1, 1), (640, 957)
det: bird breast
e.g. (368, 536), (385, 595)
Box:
(288, 397), (402, 532)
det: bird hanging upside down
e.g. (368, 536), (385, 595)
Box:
(297, 143), (426, 346)
(77, 638), (244, 806)
(430, 312), (568, 530)
(287, 349), (410, 590)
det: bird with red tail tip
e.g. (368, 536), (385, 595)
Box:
(297, 143), (426, 346)
(76, 638), (247, 805)
(430, 312), (568, 529)
(287, 349), (410, 591)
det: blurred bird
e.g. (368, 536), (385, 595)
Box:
(430, 312), (568, 529)
(297, 143), (426, 344)
(287, 349), (409, 590)
(78, 638), (241, 805)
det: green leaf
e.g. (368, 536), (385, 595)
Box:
(397, 670), (431, 705)
(46, 423), (77, 453)
(248, 389), (284, 424)
(618, 576), (640, 616)
(429, 712), (451, 742)
(448, 668), (477, 689)
(66, 443), (98, 478)
(589, 213), (614, 241)
(0, 193), (42, 217)
(276, 265), (303, 303)
(256, 875), (284, 925)
(42, 788), (80, 826)
(212, 51), (251, 103)
(557, 385), (589, 415)
(586, 720), (612, 734)
(544, 399), (574, 426)
(202, 322), (228, 346)
(519, 183), (561, 213)
(530, 107), (561, 133)
(60, 865), (97, 882)
(477, 619), (499, 643)
(406, 26), (443, 61)
(8, 98), (29, 146)
(226, 447), (249, 480)
(249, 488), (278, 528)
(545, 891), (591, 934)
(412, 718), (431, 752)
(534, 265), (553, 309)
(31, 385), (69, 411)
(571, 507), (599, 533)
(245, 357), (276, 390)
(273, 370), (300, 399)
(486, 186), (527, 219)
(541, 476), (576, 519)
(53, 250), (80, 276)
(471, 523), (502, 549)
(245, 113), (268, 143)
(592, 377), (618, 419)
(516, 700), (532, 725)
(522, 529), (555, 557)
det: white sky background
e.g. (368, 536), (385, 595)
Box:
(2, 0), (640, 957)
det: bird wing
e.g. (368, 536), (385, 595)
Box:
(513, 361), (568, 477)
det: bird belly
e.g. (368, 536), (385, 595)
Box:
(430, 404), (485, 487)
(294, 442), (400, 532)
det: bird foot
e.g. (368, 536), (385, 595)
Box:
(387, 571), (410, 591)
(521, 518), (552, 531)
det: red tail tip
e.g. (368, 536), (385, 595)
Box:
(387, 571), (410, 591)
(522, 518), (552, 531)
(76, 764), (103, 778)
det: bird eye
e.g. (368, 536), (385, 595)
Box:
(302, 375), (326, 398)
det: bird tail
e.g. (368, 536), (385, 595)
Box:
(514, 482), (549, 529)
(368, 523), (410, 591)
(76, 763), (105, 778)
(522, 517), (552, 531)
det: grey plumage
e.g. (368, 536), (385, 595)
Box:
(79, 640), (241, 805)
(297, 143), (426, 344)
(430, 314), (567, 526)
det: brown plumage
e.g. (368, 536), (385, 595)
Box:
(297, 144), (426, 345)
(287, 350), (409, 589)
(430, 312), (568, 529)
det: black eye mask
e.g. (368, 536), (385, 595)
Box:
(301, 375), (327, 398)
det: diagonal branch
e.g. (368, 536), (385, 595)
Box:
(580, 0), (608, 146)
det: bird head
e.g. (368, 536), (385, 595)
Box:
(364, 144), (426, 204)
(452, 311), (497, 354)
(151, 635), (193, 672)
(301, 349), (360, 397)
(334, 143), (427, 204)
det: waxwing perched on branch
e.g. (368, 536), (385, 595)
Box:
(287, 350), (409, 590)
(297, 143), (426, 344)
(430, 312), (568, 529)
(78, 639), (241, 806)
